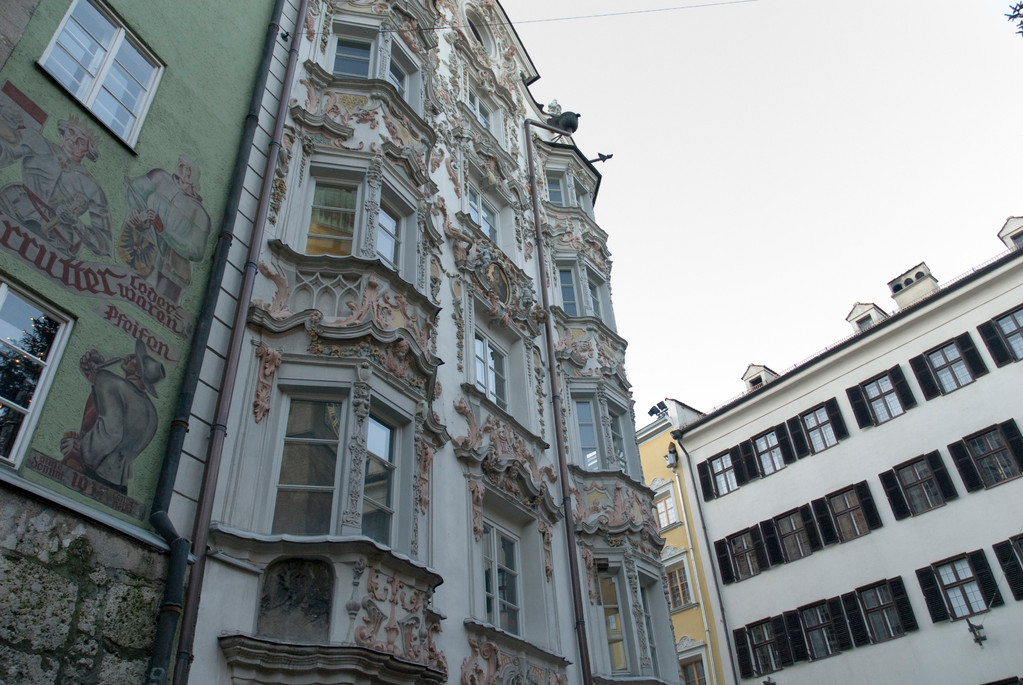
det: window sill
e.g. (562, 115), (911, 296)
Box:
(670, 601), (700, 614)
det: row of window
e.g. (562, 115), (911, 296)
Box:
(734, 576), (918, 677)
(714, 481), (883, 584)
(697, 398), (849, 500)
(699, 306), (1023, 502)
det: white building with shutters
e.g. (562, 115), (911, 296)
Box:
(670, 222), (1023, 684)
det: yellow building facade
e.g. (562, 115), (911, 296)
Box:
(638, 402), (727, 685)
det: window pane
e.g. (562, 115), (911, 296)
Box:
(114, 38), (156, 87)
(367, 416), (392, 462)
(0, 406), (27, 460)
(335, 39), (371, 77)
(71, 0), (116, 48)
(92, 87), (135, 139)
(279, 442), (336, 486)
(271, 489), (332, 535)
(104, 59), (146, 113)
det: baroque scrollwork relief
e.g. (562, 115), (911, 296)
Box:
(459, 636), (568, 685)
(253, 343), (282, 423)
(571, 476), (660, 554)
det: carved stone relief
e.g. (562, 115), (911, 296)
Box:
(257, 558), (332, 642)
(253, 343), (282, 423)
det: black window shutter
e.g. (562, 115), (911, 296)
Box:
(776, 423), (796, 464)
(915, 566), (950, 622)
(889, 576), (919, 632)
(760, 519), (784, 566)
(800, 504), (822, 550)
(841, 592), (870, 646)
(978, 320), (1013, 367)
(783, 610), (808, 661)
(771, 614), (793, 666)
(846, 385), (873, 428)
(889, 364), (917, 410)
(811, 497), (838, 545)
(855, 480), (883, 530)
(925, 450), (958, 502)
(715, 539), (735, 585)
(969, 549), (1004, 609)
(787, 416), (810, 458)
(733, 628), (754, 678)
(878, 470), (911, 520)
(909, 354), (940, 400)
(750, 525), (769, 571)
(948, 440), (983, 492)
(731, 445), (748, 486)
(993, 540), (1023, 601)
(956, 332), (989, 378)
(825, 397), (849, 440)
(827, 596), (853, 651)
(739, 440), (758, 480)
(697, 461), (716, 501)
(999, 419), (1023, 471)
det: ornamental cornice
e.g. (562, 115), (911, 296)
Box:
(568, 468), (664, 556)
(460, 619), (569, 685)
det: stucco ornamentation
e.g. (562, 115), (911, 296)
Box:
(468, 478), (484, 542)
(341, 379), (371, 526)
(252, 343), (282, 423)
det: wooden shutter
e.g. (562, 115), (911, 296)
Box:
(771, 615), (793, 666)
(977, 320), (1013, 367)
(733, 628), (754, 678)
(827, 596), (853, 651)
(855, 480), (883, 530)
(824, 397), (849, 440)
(999, 419), (1023, 471)
(888, 576), (918, 632)
(915, 566), (950, 622)
(811, 498), (838, 545)
(993, 540), (1023, 601)
(969, 550), (1004, 609)
(841, 592), (870, 646)
(800, 504), (822, 550)
(787, 417), (810, 458)
(947, 440), (983, 492)
(889, 364), (917, 409)
(956, 332), (989, 378)
(776, 423), (796, 464)
(878, 470), (911, 520)
(925, 450), (958, 502)
(731, 446), (749, 486)
(783, 610), (808, 661)
(739, 440), (758, 481)
(714, 539), (735, 585)
(846, 385), (873, 428)
(760, 519), (785, 566)
(909, 354), (940, 400)
(750, 525), (769, 571)
(697, 461), (716, 501)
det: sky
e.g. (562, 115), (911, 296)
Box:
(500, 0), (1023, 424)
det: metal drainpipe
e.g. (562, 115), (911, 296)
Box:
(144, 0), (287, 682)
(524, 119), (594, 684)
(674, 436), (740, 685)
(669, 448), (718, 685)
(171, 0), (310, 681)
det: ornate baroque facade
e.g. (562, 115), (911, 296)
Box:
(177, 0), (678, 683)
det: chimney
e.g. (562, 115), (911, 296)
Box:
(888, 262), (938, 310)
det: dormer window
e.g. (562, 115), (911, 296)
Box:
(750, 376), (763, 389)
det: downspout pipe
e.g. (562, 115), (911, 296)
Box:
(145, 0), (287, 682)
(672, 434), (740, 685)
(524, 119), (594, 684)
(171, 0), (310, 681)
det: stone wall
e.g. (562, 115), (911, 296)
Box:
(0, 484), (168, 684)
(0, 0), (41, 70)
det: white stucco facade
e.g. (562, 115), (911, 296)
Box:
(674, 238), (1023, 684)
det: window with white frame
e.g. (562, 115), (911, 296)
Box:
(482, 520), (520, 634)
(558, 268), (578, 315)
(599, 570), (629, 673)
(709, 452), (738, 496)
(680, 659), (706, 685)
(863, 373), (905, 423)
(995, 307), (1023, 359)
(40, 0), (162, 144)
(754, 429), (785, 475)
(748, 620), (780, 675)
(466, 184), (499, 241)
(587, 276), (604, 320)
(654, 495), (678, 529)
(802, 405), (838, 453)
(467, 89), (493, 130)
(0, 283), (68, 465)
(474, 333), (507, 410)
(302, 168), (415, 275)
(801, 602), (838, 659)
(557, 262), (611, 324)
(935, 557), (987, 618)
(546, 173), (565, 206)
(334, 37), (373, 78)
(332, 25), (421, 111)
(666, 565), (691, 609)
(926, 341), (974, 393)
(573, 395), (630, 472)
(269, 392), (409, 545)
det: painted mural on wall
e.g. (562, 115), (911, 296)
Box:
(0, 80), (211, 520)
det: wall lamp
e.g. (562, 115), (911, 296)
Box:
(665, 443), (679, 468)
(966, 618), (987, 647)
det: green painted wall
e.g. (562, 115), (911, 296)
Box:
(0, 0), (273, 526)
